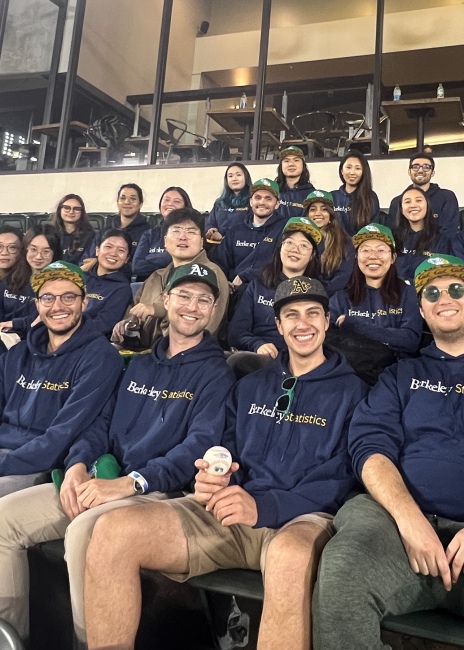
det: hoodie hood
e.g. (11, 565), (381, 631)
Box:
(27, 314), (103, 357)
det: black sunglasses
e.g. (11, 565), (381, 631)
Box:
(422, 282), (464, 303)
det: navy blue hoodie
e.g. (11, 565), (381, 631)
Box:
(222, 349), (368, 529)
(228, 278), (284, 352)
(0, 316), (123, 476)
(329, 282), (422, 354)
(349, 342), (464, 521)
(317, 237), (356, 297)
(389, 183), (459, 237)
(108, 333), (235, 493)
(206, 203), (251, 237)
(331, 186), (380, 237)
(84, 266), (132, 337)
(61, 229), (95, 266)
(131, 226), (171, 281)
(277, 181), (315, 220)
(215, 211), (287, 282)
(396, 229), (452, 282)
(0, 280), (37, 333)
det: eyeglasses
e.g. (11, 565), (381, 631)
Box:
(358, 247), (391, 258)
(169, 290), (215, 309)
(118, 195), (139, 203)
(0, 244), (19, 254)
(168, 227), (201, 239)
(27, 246), (53, 258)
(422, 282), (464, 303)
(275, 376), (298, 416)
(410, 164), (433, 172)
(38, 292), (82, 307)
(282, 239), (313, 254)
(62, 205), (83, 213)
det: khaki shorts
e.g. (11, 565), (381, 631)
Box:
(164, 494), (334, 582)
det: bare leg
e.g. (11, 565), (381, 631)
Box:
(85, 502), (189, 650)
(257, 522), (330, 650)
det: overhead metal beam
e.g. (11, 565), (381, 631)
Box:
(147, 0), (173, 166)
(0, 0), (10, 60)
(251, 0), (272, 161)
(55, 0), (86, 168)
(371, 0), (385, 155)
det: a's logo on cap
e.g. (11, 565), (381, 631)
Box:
(365, 225), (380, 232)
(48, 262), (65, 269)
(314, 191), (324, 197)
(290, 279), (311, 295)
(262, 179), (270, 186)
(190, 263), (208, 277)
(300, 217), (310, 224)
(428, 257), (449, 266)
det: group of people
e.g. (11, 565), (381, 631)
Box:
(0, 147), (461, 650)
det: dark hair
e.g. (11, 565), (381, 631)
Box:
(339, 151), (373, 229)
(260, 230), (320, 290)
(306, 202), (351, 277)
(216, 163), (252, 210)
(158, 186), (192, 213)
(162, 208), (205, 238)
(0, 227), (25, 294)
(276, 158), (310, 191)
(347, 248), (402, 307)
(394, 185), (437, 255)
(117, 183), (144, 203)
(409, 152), (435, 170)
(8, 225), (61, 293)
(99, 228), (133, 254)
(50, 194), (94, 256)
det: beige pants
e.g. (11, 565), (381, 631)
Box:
(0, 482), (168, 641)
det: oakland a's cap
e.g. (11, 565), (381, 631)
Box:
(166, 262), (219, 298)
(414, 254), (464, 294)
(303, 189), (334, 210)
(273, 276), (329, 314)
(31, 261), (86, 295)
(279, 146), (305, 161)
(250, 178), (280, 199)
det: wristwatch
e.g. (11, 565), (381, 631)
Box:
(128, 470), (148, 494)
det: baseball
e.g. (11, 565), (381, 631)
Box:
(203, 446), (232, 475)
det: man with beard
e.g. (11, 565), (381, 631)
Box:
(0, 260), (122, 496)
(314, 254), (464, 649)
(388, 153), (459, 236)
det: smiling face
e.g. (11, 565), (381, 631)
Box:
(357, 238), (396, 286)
(36, 278), (87, 337)
(401, 188), (427, 231)
(408, 157), (435, 188)
(117, 188), (142, 220)
(96, 236), (130, 274)
(276, 299), (329, 364)
(163, 280), (215, 339)
(306, 201), (331, 229)
(249, 190), (279, 221)
(164, 219), (203, 265)
(420, 275), (464, 345)
(341, 156), (363, 190)
(226, 166), (246, 193)
(0, 232), (21, 271)
(60, 197), (84, 230)
(280, 232), (314, 277)
(281, 155), (303, 181)
(159, 190), (186, 218)
(27, 235), (54, 271)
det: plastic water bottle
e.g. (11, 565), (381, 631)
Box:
(239, 92), (247, 109)
(393, 85), (401, 102)
(437, 83), (444, 99)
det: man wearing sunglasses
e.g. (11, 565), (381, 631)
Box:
(388, 152), (459, 236)
(314, 254), (464, 649)
(82, 276), (367, 650)
(0, 260), (122, 498)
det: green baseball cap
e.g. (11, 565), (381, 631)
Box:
(31, 260), (86, 295)
(166, 262), (219, 298)
(279, 146), (305, 161)
(274, 276), (329, 314)
(250, 178), (280, 199)
(352, 223), (395, 250)
(414, 254), (464, 294)
(303, 190), (334, 210)
(283, 216), (322, 246)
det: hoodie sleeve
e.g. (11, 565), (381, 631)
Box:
(436, 190), (459, 236)
(134, 365), (236, 493)
(371, 191), (380, 220)
(214, 231), (236, 280)
(0, 344), (124, 476)
(228, 283), (267, 352)
(131, 229), (152, 277)
(64, 393), (115, 469)
(322, 246), (355, 297)
(87, 283), (133, 337)
(205, 203), (219, 231)
(349, 364), (403, 481)
(388, 196), (400, 229)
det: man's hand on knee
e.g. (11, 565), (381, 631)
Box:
(206, 485), (258, 527)
(193, 459), (239, 505)
(76, 477), (134, 508)
(446, 529), (464, 585)
(60, 462), (91, 520)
